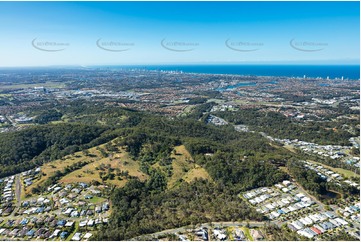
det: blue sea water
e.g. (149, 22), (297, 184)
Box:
(133, 64), (360, 80)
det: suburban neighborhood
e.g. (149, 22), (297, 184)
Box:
(242, 180), (360, 240)
(0, 167), (110, 241)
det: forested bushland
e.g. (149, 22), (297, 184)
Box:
(0, 124), (106, 178)
(34, 109), (63, 124)
(286, 160), (359, 203)
(286, 160), (328, 196)
(5, 104), (289, 240)
(215, 109), (353, 145)
(93, 179), (265, 241)
(263, 225), (300, 241)
(92, 114), (289, 240)
(0, 103), (146, 178)
(327, 231), (360, 241)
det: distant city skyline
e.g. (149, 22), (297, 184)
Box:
(0, 1), (359, 67)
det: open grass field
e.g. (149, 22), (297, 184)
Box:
(279, 166), (289, 174)
(66, 221), (79, 241)
(88, 196), (106, 204)
(332, 167), (359, 179)
(167, 145), (194, 188)
(181, 105), (195, 114)
(20, 177), (27, 200)
(26, 140), (148, 196)
(49, 120), (66, 124)
(283, 144), (297, 153)
(167, 145), (212, 188)
(26, 142), (212, 197)
(226, 227), (235, 240)
(59, 146), (147, 187)
(207, 98), (225, 104)
(183, 165), (212, 183)
(0, 81), (65, 90)
(268, 142), (296, 154)
(241, 227), (254, 241)
(25, 149), (93, 196)
(234, 100), (250, 105)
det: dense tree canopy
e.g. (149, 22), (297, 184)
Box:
(94, 179), (265, 241)
(0, 123), (106, 178)
(215, 109), (353, 145)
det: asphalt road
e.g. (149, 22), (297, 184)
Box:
(132, 221), (266, 240)
(15, 175), (21, 207)
(8, 174), (22, 217)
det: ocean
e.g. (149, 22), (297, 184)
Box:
(128, 64), (360, 80)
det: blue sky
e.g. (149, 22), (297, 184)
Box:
(0, 1), (359, 66)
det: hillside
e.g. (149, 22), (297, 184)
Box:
(0, 104), (293, 241)
(26, 142), (213, 198)
(24, 139), (147, 194)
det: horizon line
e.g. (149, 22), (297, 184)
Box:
(0, 63), (360, 69)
